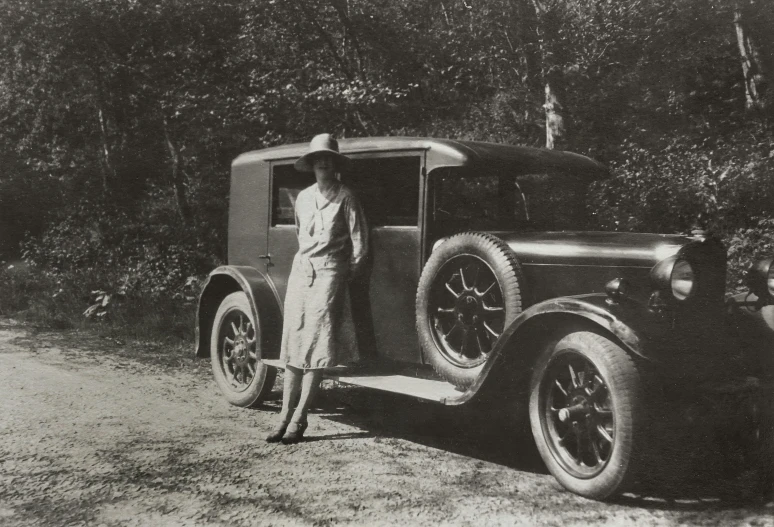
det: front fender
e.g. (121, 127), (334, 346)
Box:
(446, 294), (649, 405)
(195, 265), (283, 360)
(508, 294), (646, 356)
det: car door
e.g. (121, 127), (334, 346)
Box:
(341, 152), (425, 364)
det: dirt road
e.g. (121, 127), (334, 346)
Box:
(0, 322), (771, 526)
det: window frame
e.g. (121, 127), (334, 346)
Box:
(268, 150), (426, 230)
(342, 151), (424, 229)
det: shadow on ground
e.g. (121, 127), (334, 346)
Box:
(257, 384), (773, 512)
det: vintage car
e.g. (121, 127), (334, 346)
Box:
(196, 137), (772, 500)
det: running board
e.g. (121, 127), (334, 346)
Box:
(261, 359), (465, 404)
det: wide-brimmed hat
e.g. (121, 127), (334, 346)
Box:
(294, 133), (351, 173)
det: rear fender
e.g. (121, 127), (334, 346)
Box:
(195, 266), (283, 360)
(448, 294), (644, 405)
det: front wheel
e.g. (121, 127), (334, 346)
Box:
(210, 291), (276, 407)
(529, 331), (646, 500)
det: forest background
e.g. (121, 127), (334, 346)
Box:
(0, 0), (772, 343)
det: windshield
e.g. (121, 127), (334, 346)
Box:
(431, 169), (591, 232)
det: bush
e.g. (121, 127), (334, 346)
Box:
(4, 193), (214, 341)
(726, 219), (774, 293)
(588, 127), (774, 235)
(0, 261), (198, 341)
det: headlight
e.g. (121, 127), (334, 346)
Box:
(650, 255), (696, 302)
(670, 259), (696, 301)
(746, 257), (774, 300)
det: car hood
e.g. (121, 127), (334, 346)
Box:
(494, 231), (697, 268)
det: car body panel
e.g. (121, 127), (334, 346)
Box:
(498, 231), (689, 267)
(228, 157), (270, 270)
(233, 137), (608, 180)
(496, 231), (690, 304)
(365, 226), (423, 362)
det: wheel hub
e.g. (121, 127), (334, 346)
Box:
(455, 294), (482, 326)
(558, 396), (591, 423)
(542, 352), (615, 478)
(219, 311), (259, 391)
(233, 337), (249, 366)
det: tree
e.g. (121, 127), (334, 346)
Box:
(732, 0), (773, 113)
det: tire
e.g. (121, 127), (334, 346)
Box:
(528, 331), (646, 500)
(210, 291), (277, 407)
(416, 232), (524, 388)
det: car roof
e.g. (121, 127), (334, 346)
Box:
(233, 136), (608, 180)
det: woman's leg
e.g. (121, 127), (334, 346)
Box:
(266, 366), (303, 442)
(278, 365), (303, 424)
(290, 369), (324, 424)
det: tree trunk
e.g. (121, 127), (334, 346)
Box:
(544, 74), (566, 150)
(734, 2), (767, 111)
(162, 117), (193, 227)
(96, 107), (115, 193)
(530, 0), (567, 150)
(330, 0), (363, 74)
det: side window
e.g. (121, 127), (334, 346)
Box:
(271, 164), (314, 226)
(432, 170), (522, 231)
(431, 169), (589, 233)
(342, 156), (421, 227)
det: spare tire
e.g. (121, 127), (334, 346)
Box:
(416, 232), (525, 388)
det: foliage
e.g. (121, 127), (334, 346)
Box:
(0, 0), (773, 333)
(588, 125), (774, 235)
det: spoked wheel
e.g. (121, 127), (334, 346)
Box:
(417, 232), (524, 388)
(540, 351), (615, 479)
(429, 255), (506, 368)
(210, 291), (276, 407)
(530, 331), (646, 500)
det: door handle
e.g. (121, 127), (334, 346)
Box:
(259, 254), (272, 266)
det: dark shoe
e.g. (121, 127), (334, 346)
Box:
(265, 422), (290, 443)
(281, 421), (308, 444)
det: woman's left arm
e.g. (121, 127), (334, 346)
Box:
(345, 194), (369, 278)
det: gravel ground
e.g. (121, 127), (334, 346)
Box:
(0, 321), (772, 526)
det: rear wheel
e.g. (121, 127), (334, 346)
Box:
(210, 291), (276, 407)
(529, 331), (645, 500)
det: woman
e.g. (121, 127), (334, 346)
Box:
(266, 133), (368, 444)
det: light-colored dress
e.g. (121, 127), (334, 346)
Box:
(280, 182), (368, 370)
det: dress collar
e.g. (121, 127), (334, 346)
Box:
(314, 181), (341, 208)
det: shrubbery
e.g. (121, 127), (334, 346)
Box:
(1, 193), (218, 341)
